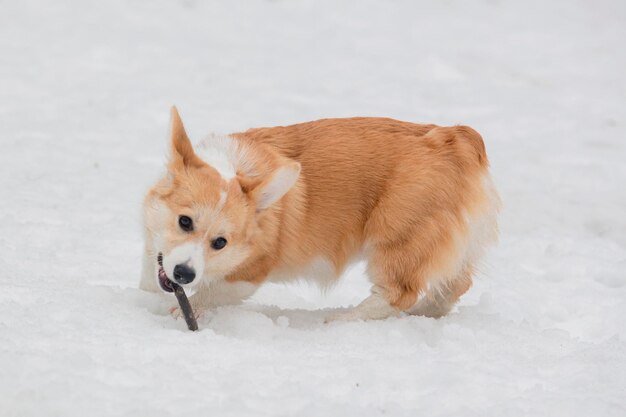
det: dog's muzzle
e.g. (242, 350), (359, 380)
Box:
(157, 253), (196, 292)
(172, 264), (195, 284)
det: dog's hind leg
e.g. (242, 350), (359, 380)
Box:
(408, 264), (473, 318)
(325, 243), (425, 322)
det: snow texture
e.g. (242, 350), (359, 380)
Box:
(1, 1), (625, 416)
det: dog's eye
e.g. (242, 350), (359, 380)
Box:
(211, 237), (227, 250)
(178, 215), (193, 232)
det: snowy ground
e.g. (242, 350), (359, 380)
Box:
(1, 1), (625, 416)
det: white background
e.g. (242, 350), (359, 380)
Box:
(1, 1), (625, 416)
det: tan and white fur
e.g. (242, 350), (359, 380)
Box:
(140, 107), (500, 321)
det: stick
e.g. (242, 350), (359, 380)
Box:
(172, 282), (198, 331)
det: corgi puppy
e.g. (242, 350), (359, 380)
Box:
(140, 107), (500, 321)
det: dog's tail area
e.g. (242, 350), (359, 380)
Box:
(453, 125), (489, 168)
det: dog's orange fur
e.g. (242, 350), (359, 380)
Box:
(144, 108), (499, 319)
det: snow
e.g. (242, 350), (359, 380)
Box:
(1, 0), (625, 416)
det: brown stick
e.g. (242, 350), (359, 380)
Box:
(172, 282), (198, 331)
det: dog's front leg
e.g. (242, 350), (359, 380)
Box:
(325, 285), (402, 322)
(139, 246), (159, 293)
(170, 279), (259, 319)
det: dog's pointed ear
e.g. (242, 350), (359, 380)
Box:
(244, 161), (301, 211)
(168, 106), (198, 168)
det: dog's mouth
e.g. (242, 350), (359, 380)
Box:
(157, 253), (175, 293)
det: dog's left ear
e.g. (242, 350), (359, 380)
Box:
(242, 161), (301, 211)
(168, 106), (203, 169)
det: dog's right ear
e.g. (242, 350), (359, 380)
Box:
(168, 106), (202, 169)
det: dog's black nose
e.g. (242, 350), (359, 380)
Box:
(173, 264), (195, 284)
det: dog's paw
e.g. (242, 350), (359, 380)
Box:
(323, 311), (360, 323)
(324, 305), (402, 323)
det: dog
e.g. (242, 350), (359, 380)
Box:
(140, 107), (500, 321)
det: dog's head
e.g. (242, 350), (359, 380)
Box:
(143, 107), (300, 292)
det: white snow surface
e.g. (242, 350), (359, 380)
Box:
(1, 1), (625, 416)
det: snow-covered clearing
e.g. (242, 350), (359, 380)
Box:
(1, 1), (625, 416)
